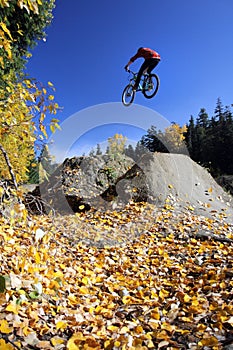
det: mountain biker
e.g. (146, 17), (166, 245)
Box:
(124, 47), (161, 91)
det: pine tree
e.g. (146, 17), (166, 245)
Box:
(214, 97), (224, 122)
(185, 115), (196, 158)
(124, 144), (135, 160)
(140, 126), (168, 153)
(96, 144), (102, 155)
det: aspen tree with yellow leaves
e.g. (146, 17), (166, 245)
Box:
(0, 0), (59, 185)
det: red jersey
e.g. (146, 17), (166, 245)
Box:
(130, 47), (160, 62)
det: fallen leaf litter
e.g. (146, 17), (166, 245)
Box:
(0, 201), (232, 349)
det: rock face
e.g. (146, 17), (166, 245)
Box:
(25, 154), (136, 214)
(25, 153), (233, 221)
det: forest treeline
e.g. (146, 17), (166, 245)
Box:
(123, 98), (233, 178)
(84, 98), (233, 181)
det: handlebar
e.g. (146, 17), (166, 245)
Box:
(125, 69), (137, 76)
(125, 69), (149, 77)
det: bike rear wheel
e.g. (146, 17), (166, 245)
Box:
(122, 84), (135, 106)
(142, 74), (160, 99)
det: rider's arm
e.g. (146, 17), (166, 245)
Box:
(126, 60), (133, 67)
(124, 50), (141, 70)
(124, 60), (133, 71)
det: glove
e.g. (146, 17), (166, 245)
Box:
(124, 65), (129, 72)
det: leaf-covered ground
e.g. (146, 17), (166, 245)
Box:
(0, 202), (233, 350)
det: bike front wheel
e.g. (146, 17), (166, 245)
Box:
(142, 74), (160, 99)
(122, 84), (135, 106)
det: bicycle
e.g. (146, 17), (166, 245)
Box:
(122, 69), (160, 107)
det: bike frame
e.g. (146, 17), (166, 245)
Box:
(122, 68), (159, 106)
(127, 70), (150, 92)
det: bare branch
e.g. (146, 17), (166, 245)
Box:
(0, 143), (19, 191)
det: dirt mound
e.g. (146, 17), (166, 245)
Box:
(25, 153), (233, 223)
(136, 153), (233, 221)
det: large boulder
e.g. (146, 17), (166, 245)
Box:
(25, 154), (136, 214)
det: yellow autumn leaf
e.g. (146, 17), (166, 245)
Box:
(0, 0), (10, 8)
(67, 333), (85, 350)
(119, 326), (130, 334)
(51, 337), (65, 346)
(148, 340), (155, 348)
(114, 341), (121, 347)
(5, 301), (19, 314)
(79, 286), (89, 294)
(122, 295), (131, 304)
(150, 307), (160, 320)
(183, 294), (191, 303)
(197, 323), (207, 332)
(104, 340), (112, 348)
(161, 322), (175, 332)
(56, 321), (68, 330)
(159, 288), (169, 299)
(0, 319), (13, 333)
(0, 22), (13, 39)
(187, 205), (194, 211)
(0, 339), (14, 350)
(191, 298), (199, 307)
(198, 336), (219, 346)
(107, 325), (118, 332)
(181, 316), (194, 322)
(134, 325), (143, 334)
(35, 251), (41, 264)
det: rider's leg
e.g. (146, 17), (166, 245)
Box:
(133, 61), (149, 90)
(147, 58), (160, 74)
(133, 58), (160, 90)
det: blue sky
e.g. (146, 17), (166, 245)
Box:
(26, 0), (233, 158)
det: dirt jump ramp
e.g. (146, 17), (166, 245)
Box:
(138, 153), (233, 222)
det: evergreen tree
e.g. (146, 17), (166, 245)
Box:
(96, 144), (102, 155)
(214, 97), (224, 122)
(185, 115), (196, 158)
(134, 141), (149, 161)
(39, 144), (56, 175)
(140, 126), (168, 153)
(124, 142), (149, 161)
(184, 99), (233, 176)
(124, 144), (135, 159)
(196, 108), (209, 128)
